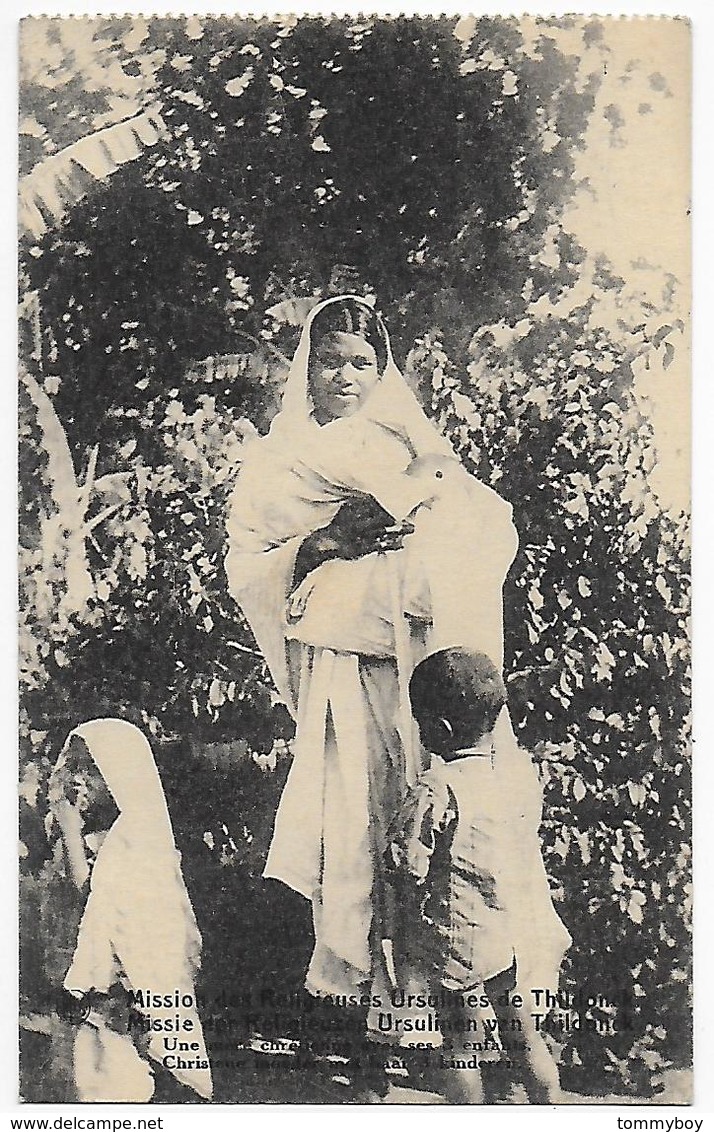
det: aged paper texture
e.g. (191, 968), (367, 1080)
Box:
(18, 14), (691, 1106)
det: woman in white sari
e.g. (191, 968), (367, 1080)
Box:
(225, 296), (532, 1018)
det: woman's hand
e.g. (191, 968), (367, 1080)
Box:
(292, 496), (414, 587)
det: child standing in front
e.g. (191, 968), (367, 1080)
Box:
(47, 719), (213, 1103)
(388, 648), (571, 1104)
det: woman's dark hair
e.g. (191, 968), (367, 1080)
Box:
(409, 648), (507, 757)
(309, 299), (389, 374)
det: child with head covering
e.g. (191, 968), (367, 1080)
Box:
(48, 719), (213, 1103)
(387, 648), (571, 1104)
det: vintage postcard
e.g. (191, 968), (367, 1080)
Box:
(18, 14), (691, 1106)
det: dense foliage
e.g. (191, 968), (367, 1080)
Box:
(19, 16), (690, 1098)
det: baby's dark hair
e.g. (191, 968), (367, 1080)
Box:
(309, 298), (389, 374)
(409, 648), (507, 759)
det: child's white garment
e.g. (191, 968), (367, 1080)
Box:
(55, 720), (213, 1102)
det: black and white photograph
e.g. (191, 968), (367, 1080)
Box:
(16, 11), (692, 1109)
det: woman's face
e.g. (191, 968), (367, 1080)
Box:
(309, 331), (381, 423)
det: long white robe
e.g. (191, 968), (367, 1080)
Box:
(225, 296), (522, 999)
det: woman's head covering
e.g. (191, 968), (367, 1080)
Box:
(54, 719), (212, 1100)
(278, 295), (392, 422)
(268, 294), (455, 462)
